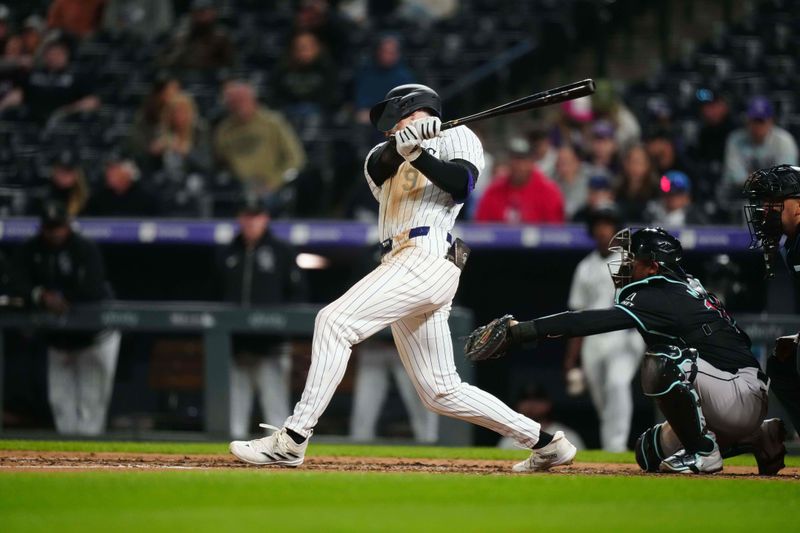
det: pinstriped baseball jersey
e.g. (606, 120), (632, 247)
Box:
(365, 125), (485, 243)
(281, 119), (544, 451)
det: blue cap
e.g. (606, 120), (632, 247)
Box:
(588, 174), (612, 190)
(661, 170), (691, 194)
(591, 120), (615, 139)
(747, 96), (774, 120)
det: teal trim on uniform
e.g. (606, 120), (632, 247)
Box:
(615, 275), (700, 305)
(640, 437), (650, 472)
(614, 304), (680, 340)
(643, 380), (683, 397)
(646, 350), (682, 360)
(653, 424), (663, 460)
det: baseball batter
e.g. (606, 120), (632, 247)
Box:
(230, 84), (578, 472)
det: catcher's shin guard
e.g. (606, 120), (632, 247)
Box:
(635, 424), (666, 472)
(641, 345), (715, 455)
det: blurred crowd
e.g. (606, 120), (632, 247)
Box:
(0, 0), (795, 225)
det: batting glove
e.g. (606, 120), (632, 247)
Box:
(395, 124), (423, 161)
(414, 116), (441, 140)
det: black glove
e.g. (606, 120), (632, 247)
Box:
(464, 315), (517, 362)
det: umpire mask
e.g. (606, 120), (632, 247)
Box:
(742, 165), (800, 278)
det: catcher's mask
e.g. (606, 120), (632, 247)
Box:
(742, 165), (800, 278)
(607, 227), (684, 288)
(608, 228), (634, 288)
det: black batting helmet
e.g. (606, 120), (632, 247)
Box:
(608, 227), (684, 288)
(369, 83), (442, 132)
(742, 165), (800, 278)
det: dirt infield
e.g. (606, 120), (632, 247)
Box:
(1, 450), (798, 479)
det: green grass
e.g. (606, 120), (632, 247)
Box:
(1, 469), (798, 532)
(1, 440), (799, 532)
(2, 439), (799, 467)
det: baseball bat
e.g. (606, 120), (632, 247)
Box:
(441, 78), (595, 130)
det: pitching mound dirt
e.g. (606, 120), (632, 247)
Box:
(0, 450), (798, 480)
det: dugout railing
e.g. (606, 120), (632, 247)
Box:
(0, 302), (475, 444)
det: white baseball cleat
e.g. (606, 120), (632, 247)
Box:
(229, 424), (308, 467)
(659, 443), (723, 474)
(512, 431), (578, 472)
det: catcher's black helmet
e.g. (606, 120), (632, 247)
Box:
(608, 227), (684, 287)
(369, 83), (442, 132)
(742, 165), (800, 278)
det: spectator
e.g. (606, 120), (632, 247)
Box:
(354, 35), (415, 124)
(572, 175), (616, 223)
(159, 0), (235, 71)
(31, 150), (89, 217)
(0, 4), (10, 52)
(615, 144), (658, 223)
(643, 125), (696, 179)
(102, 0), (174, 41)
(550, 96), (593, 152)
(11, 201), (120, 436)
(47, 0), (106, 39)
(0, 37), (30, 112)
(723, 96), (798, 185)
(216, 195), (308, 438)
(645, 170), (709, 226)
(692, 87), (735, 176)
(591, 79), (641, 150)
(214, 81), (306, 194)
(528, 125), (557, 179)
(588, 120), (619, 177)
(293, 0), (352, 63)
(129, 73), (188, 159)
(12, 38), (100, 123)
(475, 137), (564, 224)
(496, 385), (585, 451)
(272, 31), (338, 115)
(143, 92), (212, 178)
(552, 144), (591, 220)
(85, 151), (160, 216)
(20, 15), (44, 58)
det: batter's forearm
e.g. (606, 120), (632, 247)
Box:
(366, 142), (404, 187)
(409, 150), (477, 202)
(510, 308), (637, 344)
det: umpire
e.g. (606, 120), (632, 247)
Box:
(742, 164), (800, 436)
(216, 195), (308, 438)
(11, 200), (120, 435)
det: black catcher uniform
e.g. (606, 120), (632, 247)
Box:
(483, 228), (784, 474)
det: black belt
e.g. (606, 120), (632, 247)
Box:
(380, 226), (453, 256)
(758, 369), (769, 385)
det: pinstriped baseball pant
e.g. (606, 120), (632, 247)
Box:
(284, 246), (543, 447)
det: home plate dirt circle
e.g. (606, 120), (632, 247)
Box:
(1, 450), (798, 479)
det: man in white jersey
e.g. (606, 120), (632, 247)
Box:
(564, 204), (644, 451)
(229, 83), (578, 472)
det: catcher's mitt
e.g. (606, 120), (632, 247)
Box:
(464, 314), (515, 362)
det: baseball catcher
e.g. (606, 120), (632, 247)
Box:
(467, 227), (785, 475)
